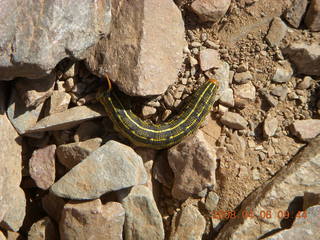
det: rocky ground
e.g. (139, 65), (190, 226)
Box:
(0, 0), (320, 239)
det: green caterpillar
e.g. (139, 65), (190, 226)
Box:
(97, 78), (219, 149)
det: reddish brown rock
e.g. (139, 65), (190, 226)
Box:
(284, 0), (309, 28)
(168, 131), (217, 200)
(86, 0), (186, 96)
(41, 192), (65, 222)
(191, 0), (231, 23)
(29, 145), (56, 190)
(59, 200), (124, 240)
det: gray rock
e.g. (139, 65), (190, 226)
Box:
(26, 104), (106, 133)
(29, 145), (56, 190)
(214, 61), (230, 101)
(263, 115), (278, 137)
(266, 205), (320, 240)
(205, 191), (220, 212)
(266, 17), (288, 47)
(119, 185), (164, 240)
(56, 138), (102, 169)
(234, 82), (256, 101)
(291, 119), (320, 141)
(60, 200), (125, 240)
(271, 86), (288, 101)
(0, 0), (111, 80)
(170, 205), (206, 240)
(6, 88), (44, 135)
(50, 141), (147, 199)
(282, 43), (320, 76)
(0, 87), (26, 231)
(272, 63), (293, 83)
(297, 76), (312, 90)
(305, 0), (320, 32)
(220, 112), (248, 130)
(219, 88), (234, 107)
(199, 49), (221, 71)
(284, 0), (309, 28)
(191, 0), (231, 23)
(216, 135), (320, 240)
(86, 0), (186, 96)
(233, 71), (253, 84)
(168, 131), (217, 200)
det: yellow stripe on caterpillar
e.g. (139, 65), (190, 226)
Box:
(97, 79), (219, 149)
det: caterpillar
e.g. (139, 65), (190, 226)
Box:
(97, 77), (219, 149)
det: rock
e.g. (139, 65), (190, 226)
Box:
(51, 141), (147, 199)
(271, 86), (288, 101)
(284, 0), (309, 28)
(142, 106), (157, 119)
(205, 191), (220, 212)
(233, 71), (253, 84)
(168, 131), (217, 200)
(303, 192), (320, 209)
(47, 91), (71, 115)
(26, 104), (106, 133)
(6, 88), (44, 135)
(215, 135), (320, 240)
(14, 73), (56, 108)
(219, 88), (234, 107)
(265, 205), (320, 240)
(86, 0), (186, 96)
(297, 76), (312, 90)
(0, 0), (111, 80)
(60, 200), (124, 240)
(170, 205), (206, 240)
(266, 17), (288, 47)
(191, 0), (231, 23)
(233, 81), (256, 101)
(153, 152), (174, 188)
(56, 138), (102, 169)
(28, 217), (58, 240)
(220, 112), (248, 130)
(201, 117), (222, 145)
(74, 121), (103, 142)
(199, 49), (221, 71)
(282, 43), (320, 76)
(214, 61), (230, 101)
(41, 192), (65, 222)
(291, 119), (320, 141)
(119, 185), (164, 240)
(272, 63), (293, 83)
(5, 231), (22, 240)
(29, 145), (56, 190)
(0, 87), (26, 232)
(163, 93), (175, 108)
(305, 0), (320, 31)
(263, 115), (278, 137)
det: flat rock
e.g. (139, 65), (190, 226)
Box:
(51, 141), (147, 199)
(169, 204), (206, 240)
(205, 191), (220, 212)
(191, 0), (231, 23)
(56, 138), (102, 169)
(266, 17), (288, 47)
(168, 131), (217, 200)
(86, 0), (186, 96)
(220, 112), (248, 130)
(118, 185), (164, 240)
(59, 199), (124, 240)
(15, 73), (56, 108)
(233, 81), (256, 101)
(29, 145), (56, 190)
(213, 61), (230, 101)
(26, 104), (106, 133)
(284, 0), (309, 28)
(0, 87), (26, 231)
(266, 205), (320, 240)
(28, 217), (58, 240)
(305, 0), (320, 31)
(0, 0), (111, 80)
(282, 43), (320, 76)
(216, 135), (320, 240)
(199, 49), (221, 71)
(6, 88), (44, 135)
(291, 119), (320, 141)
